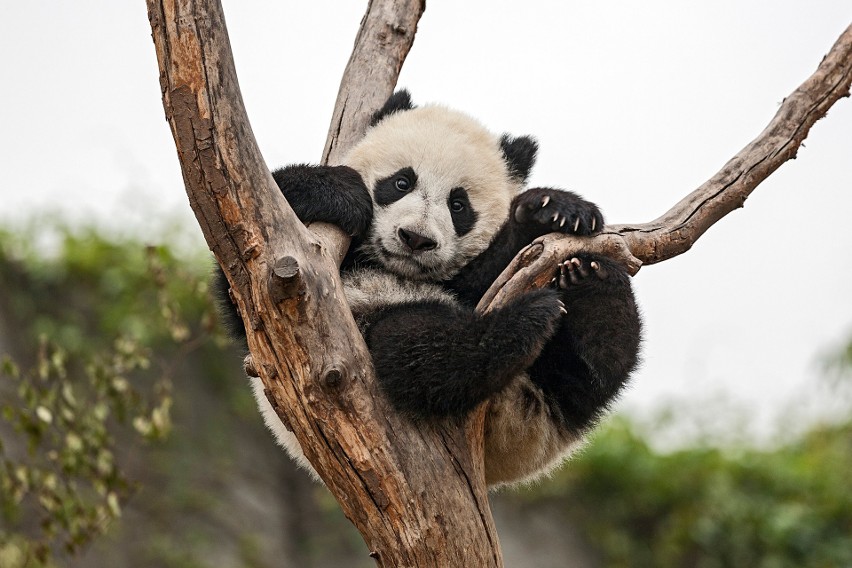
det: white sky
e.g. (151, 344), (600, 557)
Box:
(1, 1), (850, 444)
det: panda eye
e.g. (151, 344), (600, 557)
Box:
(450, 199), (466, 213)
(395, 177), (410, 191)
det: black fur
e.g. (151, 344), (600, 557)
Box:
(212, 267), (247, 346)
(500, 134), (539, 183)
(215, 164), (373, 345)
(448, 187), (478, 236)
(512, 187), (604, 237)
(363, 289), (563, 417)
(272, 164), (372, 237)
(529, 254), (641, 432)
(441, 189), (638, 435)
(370, 89), (416, 126)
(374, 167), (417, 207)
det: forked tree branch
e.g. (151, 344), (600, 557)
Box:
(147, 1), (504, 567)
(479, 23), (852, 312)
(147, 0), (850, 563)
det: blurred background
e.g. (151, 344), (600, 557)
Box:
(1, 1), (850, 566)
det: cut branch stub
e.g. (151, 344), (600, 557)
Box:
(269, 255), (303, 303)
(323, 367), (345, 390)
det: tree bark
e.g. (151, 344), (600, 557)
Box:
(146, 0), (852, 563)
(146, 1), (503, 566)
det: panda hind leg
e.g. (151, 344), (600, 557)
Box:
(529, 254), (642, 433)
(365, 289), (564, 419)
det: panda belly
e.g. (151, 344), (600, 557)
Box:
(248, 267), (459, 481)
(483, 374), (584, 487)
(253, 266), (575, 487)
(345, 266), (579, 487)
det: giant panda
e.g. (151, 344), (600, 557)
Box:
(216, 90), (642, 488)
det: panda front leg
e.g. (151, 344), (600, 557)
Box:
(270, 164), (373, 238)
(447, 187), (605, 306)
(213, 164), (373, 344)
(528, 254), (642, 433)
(364, 290), (565, 418)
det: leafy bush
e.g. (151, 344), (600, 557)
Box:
(526, 416), (852, 567)
(0, 222), (219, 566)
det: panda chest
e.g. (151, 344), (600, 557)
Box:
(341, 267), (457, 328)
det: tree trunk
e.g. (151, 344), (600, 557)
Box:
(146, 1), (503, 566)
(145, 0), (852, 563)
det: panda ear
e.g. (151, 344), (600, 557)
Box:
(500, 134), (538, 184)
(370, 89), (416, 127)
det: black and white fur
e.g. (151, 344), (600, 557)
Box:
(216, 90), (642, 487)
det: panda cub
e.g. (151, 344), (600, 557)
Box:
(216, 90), (641, 488)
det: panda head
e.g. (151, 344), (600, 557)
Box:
(344, 90), (538, 281)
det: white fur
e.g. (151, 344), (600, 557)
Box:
(484, 374), (585, 488)
(345, 105), (522, 281)
(249, 376), (319, 479)
(343, 267), (457, 320)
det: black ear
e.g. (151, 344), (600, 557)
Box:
(370, 89), (416, 126)
(500, 134), (538, 184)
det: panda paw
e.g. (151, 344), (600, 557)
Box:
(513, 187), (604, 236)
(486, 289), (564, 360)
(552, 256), (610, 289)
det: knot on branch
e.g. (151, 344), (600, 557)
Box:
(323, 367), (345, 390)
(243, 354), (259, 378)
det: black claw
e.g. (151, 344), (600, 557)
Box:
(567, 262), (581, 285)
(557, 262), (569, 289)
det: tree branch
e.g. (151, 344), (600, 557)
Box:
(479, 22), (852, 312)
(147, 0), (504, 566)
(148, 0), (850, 561)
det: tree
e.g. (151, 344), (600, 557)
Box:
(145, 1), (852, 565)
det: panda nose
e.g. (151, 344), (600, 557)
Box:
(398, 228), (437, 252)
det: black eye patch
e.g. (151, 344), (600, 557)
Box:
(374, 167), (417, 207)
(448, 187), (478, 236)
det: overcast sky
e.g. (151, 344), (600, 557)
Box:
(1, 1), (850, 444)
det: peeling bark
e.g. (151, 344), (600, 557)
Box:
(147, 1), (501, 566)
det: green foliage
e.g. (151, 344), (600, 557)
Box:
(0, 341), (169, 565)
(3, 220), (851, 567)
(0, 221), (215, 352)
(0, 222), (221, 566)
(527, 417), (852, 567)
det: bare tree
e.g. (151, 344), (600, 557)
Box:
(145, 0), (852, 565)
